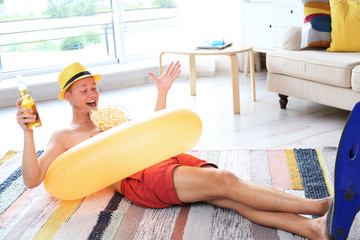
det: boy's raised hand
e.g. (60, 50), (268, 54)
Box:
(148, 61), (181, 94)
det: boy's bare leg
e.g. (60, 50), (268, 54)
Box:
(173, 166), (331, 216)
(205, 198), (329, 240)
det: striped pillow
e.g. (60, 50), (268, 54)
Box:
(300, 0), (331, 49)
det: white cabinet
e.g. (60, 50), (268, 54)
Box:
(242, 0), (303, 51)
(243, 5), (275, 48)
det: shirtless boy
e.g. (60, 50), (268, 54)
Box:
(17, 62), (331, 239)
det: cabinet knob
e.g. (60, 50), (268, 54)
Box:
(269, 25), (272, 28)
(290, 10), (293, 14)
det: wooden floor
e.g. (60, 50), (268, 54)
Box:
(0, 70), (350, 153)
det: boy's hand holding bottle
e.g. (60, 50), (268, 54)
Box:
(16, 75), (41, 130)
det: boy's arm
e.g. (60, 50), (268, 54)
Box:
(22, 130), (66, 188)
(17, 98), (40, 187)
(148, 61), (181, 111)
(21, 130), (41, 188)
(16, 98), (65, 188)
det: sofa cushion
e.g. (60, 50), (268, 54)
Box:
(266, 50), (360, 88)
(327, 0), (360, 52)
(300, 0), (331, 49)
(352, 66), (360, 93)
(267, 73), (360, 111)
(283, 27), (302, 51)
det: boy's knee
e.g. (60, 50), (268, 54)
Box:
(214, 169), (242, 189)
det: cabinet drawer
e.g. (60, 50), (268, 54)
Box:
(275, 6), (303, 28)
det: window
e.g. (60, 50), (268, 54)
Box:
(0, 0), (179, 77)
(121, 0), (179, 61)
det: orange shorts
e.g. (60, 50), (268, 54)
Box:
(120, 153), (217, 208)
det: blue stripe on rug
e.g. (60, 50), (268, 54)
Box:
(0, 150), (44, 214)
(88, 192), (123, 239)
(0, 150), (45, 194)
(36, 150), (44, 157)
(0, 167), (22, 195)
(294, 149), (329, 200)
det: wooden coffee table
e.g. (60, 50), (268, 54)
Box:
(159, 43), (256, 114)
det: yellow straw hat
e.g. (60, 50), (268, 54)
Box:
(58, 62), (101, 100)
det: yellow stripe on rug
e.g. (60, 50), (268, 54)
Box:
(33, 200), (82, 240)
(316, 149), (334, 196)
(0, 150), (18, 166)
(284, 149), (303, 190)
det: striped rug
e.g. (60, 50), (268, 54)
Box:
(1, 148), (360, 240)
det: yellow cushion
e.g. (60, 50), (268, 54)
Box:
(327, 0), (360, 52)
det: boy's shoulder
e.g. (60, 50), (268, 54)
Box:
(49, 125), (101, 151)
(51, 127), (73, 140)
(48, 127), (76, 150)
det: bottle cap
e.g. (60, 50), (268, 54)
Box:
(17, 75), (27, 90)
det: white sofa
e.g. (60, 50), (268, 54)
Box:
(266, 27), (360, 111)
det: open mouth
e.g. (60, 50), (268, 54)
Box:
(87, 100), (97, 108)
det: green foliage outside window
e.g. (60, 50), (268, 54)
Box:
(32, 40), (57, 51)
(81, 30), (101, 45)
(60, 37), (84, 50)
(44, 0), (100, 17)
(123, 0), (176, 10)
(60, 31), (101, 51)
(123, 2), (144, 10)
(152, 0), (176, 7)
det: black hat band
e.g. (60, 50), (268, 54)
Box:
(63, 71), (91, 89)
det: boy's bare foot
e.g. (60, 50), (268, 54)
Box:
(319, 196), (333, 216)
(311, 215), (330, 240)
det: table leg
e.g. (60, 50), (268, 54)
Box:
(249, 49), (256, 101)
(230, 54), (240, 114)
(159, 52), (165, 75)
(189, 54), (196, 96)
(244, 52), (248, 77)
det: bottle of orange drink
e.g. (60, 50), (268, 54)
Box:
(17, 75), (42, 129)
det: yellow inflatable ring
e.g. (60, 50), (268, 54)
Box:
(44, 108), (202, 200)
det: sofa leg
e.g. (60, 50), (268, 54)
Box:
(279, 94), (288, 109)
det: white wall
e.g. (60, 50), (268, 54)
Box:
(164, 0), (251, 77)
(178, 0), (243, 44)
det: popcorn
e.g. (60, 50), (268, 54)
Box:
(90, 106), (128, 130)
